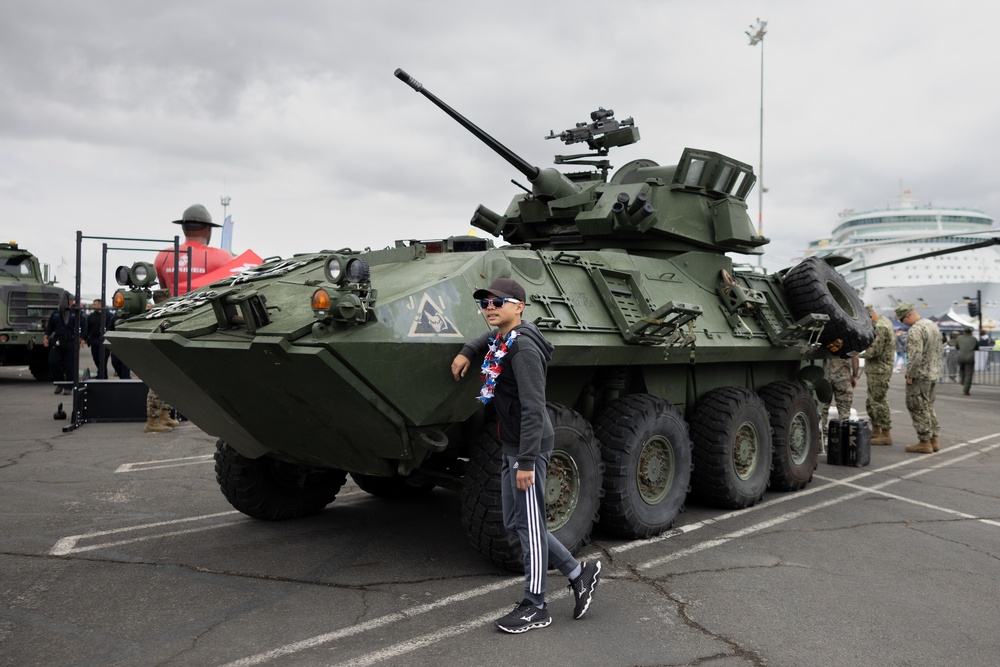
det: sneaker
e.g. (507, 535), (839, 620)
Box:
(494, 599), (551, 634)
(54, 386), (63, 395)
(569, 560), (601, 619)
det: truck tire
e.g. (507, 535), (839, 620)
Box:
(460, 402), (603, 571)
(689, 387), (772, 508)
(594, 394), (692, 538)
(783, 256), (875, 357)
(214, 439), (347, 520)
(349, 473), (434, 499)
(758, 380), (819, 491)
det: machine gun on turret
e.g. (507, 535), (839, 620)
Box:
(545, 108), (639, 178)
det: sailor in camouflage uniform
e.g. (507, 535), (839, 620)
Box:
(819, 356), (858, 449)
(862, 305), (895, 445)
(895, 303), (942, 454)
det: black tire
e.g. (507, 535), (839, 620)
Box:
(214, 439), (348, 520)
(689, 387), (772, 509)
(594, 394), (692, 538)
(758, 380), (819, 491)
(349, 473), (434, 499)
(460, 402), (604, 571)
(783, 256), (875, 357)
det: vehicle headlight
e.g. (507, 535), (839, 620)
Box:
(325, 256), (344, 283)
(345, 258), (371, 284)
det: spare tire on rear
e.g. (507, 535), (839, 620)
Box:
(783, 256), (874, 357)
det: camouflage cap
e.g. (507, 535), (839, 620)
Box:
(864, 303), (875, 313)
(893, 302), (915, 319)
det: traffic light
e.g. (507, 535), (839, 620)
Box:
(968, 299), (981, 318)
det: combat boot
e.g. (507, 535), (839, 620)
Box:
(931, 436), (940, 452)
(905, 439), (934, 454)
(871, 429), (893, 446)
(144, 415), (173, 434)
(160, 409), (181, 428)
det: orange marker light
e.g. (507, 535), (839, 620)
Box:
(311, 289), (331, 312)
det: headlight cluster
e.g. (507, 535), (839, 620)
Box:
(313, 254), (372, 325)
(324, 256), (371, 285)
(112, 261), (158, 315)
(115, 262), (157, 288)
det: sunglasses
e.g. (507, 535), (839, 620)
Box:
(478, 297), (521, 310)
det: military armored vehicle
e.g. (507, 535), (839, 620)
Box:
(0, 242), (69, 380)
(106, 70), (874, 569)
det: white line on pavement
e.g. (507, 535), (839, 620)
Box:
(49, 511), (241, 555)
(217, 579), (519, 667)
(116, 454), (215, 473)
(219, 432), (1000, 666)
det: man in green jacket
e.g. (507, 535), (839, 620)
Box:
(895, 303), (942, 454)
(862, 305), (895, 445)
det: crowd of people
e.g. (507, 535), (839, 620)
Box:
(823, 302), (994, 456)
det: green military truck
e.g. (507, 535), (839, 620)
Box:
(0, 241), (69, 380)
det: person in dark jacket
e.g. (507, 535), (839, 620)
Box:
(954, 327), (979, 396)
(451, 278), (601, 634)
(43, 296), (87, 393)
(85, 299), (114, 379)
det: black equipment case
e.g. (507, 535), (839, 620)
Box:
(827, 418), (871, 467)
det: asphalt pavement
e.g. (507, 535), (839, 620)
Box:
(1, 364), (998, 667)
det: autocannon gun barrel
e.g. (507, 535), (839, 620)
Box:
(394, 68), (540, 181)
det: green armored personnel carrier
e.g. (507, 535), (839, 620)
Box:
(106, 70), (873, 568)
(0, 242), (69, 380)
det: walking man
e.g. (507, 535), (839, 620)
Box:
(862, 304), (895, 445)
(954, 327), (979, 396)
(451, 278), (601, 633)
(895, 303), (942, 454)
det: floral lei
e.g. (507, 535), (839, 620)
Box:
(477, 329), (520, 404)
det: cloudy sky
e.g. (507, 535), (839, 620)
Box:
(3, 0), (999, 299)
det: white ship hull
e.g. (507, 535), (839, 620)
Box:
(805, 193), (1000, 326)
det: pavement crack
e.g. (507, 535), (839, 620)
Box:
(622, 561), (768, 667)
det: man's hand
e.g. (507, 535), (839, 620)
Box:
(43, 335), (49, 348)
(451, 354), (471, 382)
(516, 469), (534, 491)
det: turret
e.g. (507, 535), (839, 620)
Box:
(395, 68), (768, 256)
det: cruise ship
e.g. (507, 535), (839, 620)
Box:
(804, 191), (1000, 324)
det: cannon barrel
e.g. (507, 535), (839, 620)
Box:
(395, 68), (540, 182)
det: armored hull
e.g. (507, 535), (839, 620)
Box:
(107, 71), (874, 568)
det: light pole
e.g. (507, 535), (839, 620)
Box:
(746, 18), (767, 265)
(220, 195), (231, 223)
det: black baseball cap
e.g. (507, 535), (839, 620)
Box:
(473, 278), (526, 303)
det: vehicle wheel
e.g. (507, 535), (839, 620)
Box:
(689, 387), (772, 509)
(594, 394), (692, 538)
(783, 256), (875, 357)
(349, 473), (434, 499)
(460, 402), (604, 571)
(758, 380), (819, 491)
(214, 439), (348, 520)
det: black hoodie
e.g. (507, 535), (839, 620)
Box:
(459, 321), (555, 471)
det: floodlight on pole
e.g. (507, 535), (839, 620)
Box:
(220, 195), (231, 222)
(746, 18), (767, 265)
